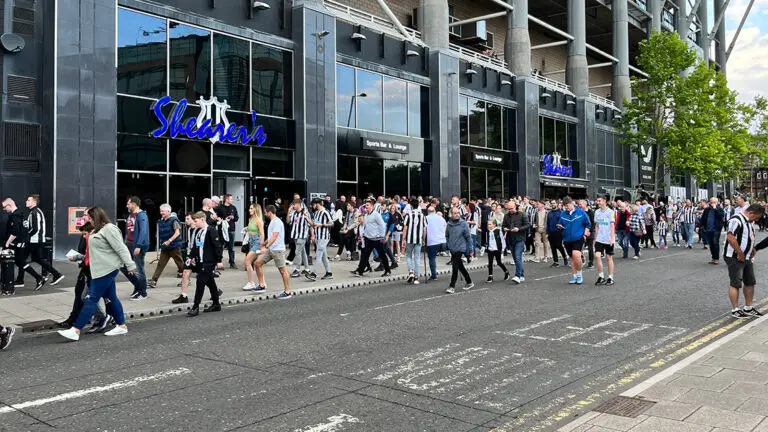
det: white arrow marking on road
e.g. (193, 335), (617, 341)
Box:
(0, 368), (191, 415)
(293, 413), (362, 432)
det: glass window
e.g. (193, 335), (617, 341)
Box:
(252, 148), (293, 178)
(117, 9), (167, 98)
(459, 96), (469, 145)
(169, 139), (211, 174)
(541, 117), (555, 155)
(461, 167), (469, 198)
(487, 169), (502, 201)
(169, 22), (211, 102)
(252, 43), (293, 118)
(117, 134), (167, 172)
(469, 99), (485, 147)
(486, 104), (502, 149)
(384, 78), (407, 135)
(470, 168), (486, 200)
(116, 172), (166, 249)
(384, 160), (409, 196)
(501, 107), (511, 150)
(615, 137), (624, 166)
(356, 70), (383, 132)
(213, 144), (249, 172)
(337, 155), (356, 181)
(605, 134), (614, 167)
(596, 132), (605, 164)
(336, 65), (356, 128)
(407, 83), (423, 138)
(555, 120), (567, 158)
(213, 34), (249, 112)
(409, 163), (423, 198)
(358, 158), (383, 197)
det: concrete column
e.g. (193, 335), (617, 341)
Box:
(580, 100), (596, 196)
(649, 0), (662, 33)
(715, 0), (727, 73)
(419, 0), (450, 49)
(505, 0), (531, 77)
(612, 0), (631, 107)
(428, 53), (461, 199)
(293, 3), (338, 199)
(699, 0), (710, 63)
(566, 0), (589, 97)
(676, 0), (688, 41)
(516, 80), (541, 198)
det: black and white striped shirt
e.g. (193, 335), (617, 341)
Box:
(680, 206), (696, 224)
(725, 213), (754, 259)
(290, 209), (310, 239)
(312, 208), (332, 240)
(403, 209), (426, 244)
(27, 206), (46, 244)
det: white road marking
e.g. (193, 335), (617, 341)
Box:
(372, 288), (489, 311)
(350, 344), (460, 376)
(495, 314), (572, 336)
(573, 322), (652, 347)
(293, 413), (362, 432)
(554, 319), (617, 342)
(372, 347), (486, 381)
(0, 368), (191, 415)
(634, 325), (689, 353)
(396, 349), (495, 390)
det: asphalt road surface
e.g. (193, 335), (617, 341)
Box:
(2, 245), (765, 432)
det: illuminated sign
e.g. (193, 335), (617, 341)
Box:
(151, 95), (267, 145)
(472, 152), (503, 163)
(361, 137), (409, 154)
(541, 152), (573, 177)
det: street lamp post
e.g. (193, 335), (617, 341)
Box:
(346, 92), (367, 128)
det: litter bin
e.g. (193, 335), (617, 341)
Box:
(1, 249), (15, 293)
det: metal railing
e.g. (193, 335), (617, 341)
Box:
(449, 43), (509, 72)
(588, 93), (617, 109)
(530, 74), (572, 95)
(323, 0), (422, 41)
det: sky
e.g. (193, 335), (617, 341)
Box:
(724, 0), (768, 103)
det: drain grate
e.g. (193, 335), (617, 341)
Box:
(593, 396), (656, 418)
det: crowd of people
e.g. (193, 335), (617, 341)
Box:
(0, 190), (766, 349)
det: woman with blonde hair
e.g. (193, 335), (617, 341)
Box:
(242, 203), (266, 291)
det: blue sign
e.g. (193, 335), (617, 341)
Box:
(541, 153), (573, 177)
(151, 95), (267, 146)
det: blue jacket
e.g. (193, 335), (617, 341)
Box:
(446, 218), (471, 253)
(129, 210), (150, 250)
(558, 208), (591, 242)
(546, 209), (562, 233)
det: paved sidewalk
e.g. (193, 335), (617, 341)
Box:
(560, 315), (768, 432)
(1, 252), (487, 331)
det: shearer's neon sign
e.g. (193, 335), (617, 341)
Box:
(541, 152), (573, 177)
(151, 95), (267, 145)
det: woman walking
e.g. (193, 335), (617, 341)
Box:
(485, 219), (509, 282)
(242, 203), (265, 291)
(58, 207), (134, 341)
(642, 205), (657, 249)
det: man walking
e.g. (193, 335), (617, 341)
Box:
(3, 198), (45, 292)
(149, 204), (184, 288)
(402, 198), (426, 284)
(502, 202), (530, 284)
(23, 194), (64, 286)
(615, 200), (631, 259)
(351, 200), (391, 277)
(218, 194), (239, 269)
(558, 197), (591, 285)
(701, 197), (725, 265)
(726, 204), (765, 318)
(680, 199), (696, 249)
(445, 207), (473, 294)
(123, 196), (149, 300)
(254, 205), (292, 299)
(579, 200), (596, 268)
(186, 212), (223, 317)
(593, 195), (616, 286)
(308, 198), (333, 281)
(425, 206), (446, 281)
(289, 199), (311, 278)
(546, 201), (568, 267)
(533, 201), (548, 264)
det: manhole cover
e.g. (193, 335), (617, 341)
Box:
(593, 396), (656, 418)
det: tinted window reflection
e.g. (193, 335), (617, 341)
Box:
(407, 84), (423, 138)
(384, 160), (408, 196)
(356, 70), (383, 132)
(459, 96), (468, 144)
(252, 148), (293, 178)
(358, 158), (383, 197)
(252, 44), (293, 118)
(384, 78), (407, 136)
(117, 134), (167, 172)
(337, 155), (356, 181)
(213, 34), (249, 112)
(117, 9), (167, 98)
(486, 104), (501, 149)
(213, 144), (249, 172)
(169, 139), (211, 174)
(336, 65), (356, 127)
(169, 22), (211, 102)
(469, 99), (485, 147)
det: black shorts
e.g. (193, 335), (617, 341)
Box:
(595, 242), (614, 256)
(724, 257), (756, 289)
(564, 240), (585, 256)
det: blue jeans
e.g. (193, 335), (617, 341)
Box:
(426, 245), (440, 278)
(616, 231), (629, 258)
(629, 232), (641, 257)
(510, 239), (525, 278)
(227, 230), (236, 265)
(706, 230), (721, 261)
(682, 223), (695, 247)
(406, 243), (422, 276)
(122, 248), (147, 295)
(470, 234), (477, 255)
(74, 270), (125, 330)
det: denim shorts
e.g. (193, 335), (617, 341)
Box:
(391, 232), (402, 242)
(248, 236), (261, 253)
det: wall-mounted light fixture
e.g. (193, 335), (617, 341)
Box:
(541, 92), (552, 99)
(566, 100), (576, 105)
(252, 1), (270, 10)
(351, 33), (366, 40)
(501, 79), (512, 86)
(596, 108), (605, 115)
(313, 30), (330, 38)
(406, 49), (420, 57)
(465, 69), (478, 75)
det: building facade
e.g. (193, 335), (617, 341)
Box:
(0, 0), (728, 255)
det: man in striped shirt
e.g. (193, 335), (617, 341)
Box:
(726, 204), (765, 318)
(289, 199), (311, 278)
(679, 199), (696, 249)
(402, 198), (426, 284)
(308, 198), (333, 281)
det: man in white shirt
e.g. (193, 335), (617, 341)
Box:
(425, 207), (447, 281)
(254, 205), (292, 299)
(593, 195), (616, 286)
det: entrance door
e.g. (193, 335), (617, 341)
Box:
(252, 179), (305, 213)
(169, 175), (212, 216)
(213, 176), (249, 240)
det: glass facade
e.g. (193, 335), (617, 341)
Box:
(539, 116), (574, 159)
(595, 130), (627, 186)
(337, 155), (429, 198)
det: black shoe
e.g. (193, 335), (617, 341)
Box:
(217, 288), (223, 297)
(429, 275), (438, 281)
(587, 264), (594, 269)
(731, 309), (749, 319)
(230, 263), (238, 269)
(350, 269), (364, 277)
(406, 273), (415, 284)
(364, 267), (373, 273)
(321, 273), (333, 280)
(0, 327), (15, 350)
(374, 264), (383, 272)
(390, 263), (399, 270)
(605, 278), (615, 286)
(57, 320), (73, 329)
(373, 257), (381, 263)
(148, 280), (157, 289)
(171, 294), (188, 304)
(187, 307), (200, 317)
(50, 274), (65, 286)
(595, 276), (606, 286)
(504, 272), (510, 281)
(203, 303), (221, 313)
(88, 315), (114, 333)
(34, 279), (45, 291)
(305, 272), (318, 282)
(381, 271), (392, 277)
(744, 307), (764, 317)
(291, 269), (301, 278)
(486, 276), (493, 283)
(550, 262), (560, 268)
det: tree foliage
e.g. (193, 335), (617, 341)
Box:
(616, 31), (763, 194)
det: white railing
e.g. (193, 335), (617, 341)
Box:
(588, 93), (617, 109)
(531, 74), (572, 95)
(449, 43), (509, 72)
(323, 0), (422, 41)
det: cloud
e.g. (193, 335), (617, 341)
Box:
(725, 25), (768, 103)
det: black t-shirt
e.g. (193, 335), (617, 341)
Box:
(6, 209), (27, 245)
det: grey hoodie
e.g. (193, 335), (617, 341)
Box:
(446, 218), (471, 253)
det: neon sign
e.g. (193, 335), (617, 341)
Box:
(151, 95), (267, 145)
(541, 152), (573, 177)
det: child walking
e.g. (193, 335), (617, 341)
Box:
(657, 215), (668, 249)
(671, 212), (681, 247)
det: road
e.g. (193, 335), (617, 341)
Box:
(1, 245), (764, 432)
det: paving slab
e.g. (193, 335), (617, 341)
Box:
(683, 406), (764, 432)
(675, 389), (750, 411)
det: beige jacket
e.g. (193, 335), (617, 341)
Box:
(534, 210), (548, 233)
(88, 223), (136, 279)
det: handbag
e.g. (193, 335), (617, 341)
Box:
(241, 232), (250, 254)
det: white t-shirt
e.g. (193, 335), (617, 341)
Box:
(594, 207), (615, 245)
(425, 214), (447, 246)
(267, 217), (285, 251)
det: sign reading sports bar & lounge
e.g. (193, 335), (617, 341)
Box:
(151, 95), (267, 146)
(472, 152), (504, 164)
(360, 137), (409, 154)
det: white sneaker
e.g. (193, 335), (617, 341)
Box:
(242, 282), (255, 291)
(57, 328), (80, 341)
(445, 287), (455, 294)
(333, 254), (341, 261)
(413, 279), (420, 285)
(511, 276), (521, 284)
(519, 277), (525, 282)
(105, 326), (128, 336)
